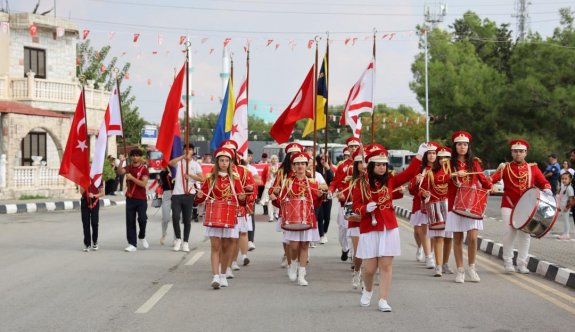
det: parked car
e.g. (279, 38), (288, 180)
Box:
(483, 169), (503, 195)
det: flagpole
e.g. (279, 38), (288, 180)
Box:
(246, 44), (250, 148)
(114, 69), (128, 167)
(324, 32), (329, 163)
(371, 28), (376, 145)
(312, 36), (319, 173)
(185, 39), (191, 180)
(81, 84), (91, 205)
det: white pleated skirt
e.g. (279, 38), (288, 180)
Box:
(237, 215), (253, 233)
(445, 211), (483, 232)
(284, 228), (320, 243)
(409, 211), (428, 226)
(427, 229), (454, 239)
(356, 228), (401, 259)
(204, 226), (239, 239)
(347, 227), (360, 237)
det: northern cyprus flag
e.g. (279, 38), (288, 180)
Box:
(90, 85), (123, 187)
(230, 76), (248, 156)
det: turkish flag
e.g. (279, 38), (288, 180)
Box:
(133, 33), (140, 43)
(269, 65), (315, 144)
(59, 90), (90, 190)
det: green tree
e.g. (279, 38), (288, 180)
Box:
(76, 40), (146, 145)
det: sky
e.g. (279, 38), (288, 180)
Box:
(7, 0), (573, 124)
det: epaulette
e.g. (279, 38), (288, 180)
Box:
(473, 157), (483, 165)
(344, 175), (353, 182)
(308, 178), (317, 184)
(232, 172), (240, 179)
(528, 162), (538, 167)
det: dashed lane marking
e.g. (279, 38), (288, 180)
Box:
(135, 284), (173, 314)
(185, 251), (204, 266)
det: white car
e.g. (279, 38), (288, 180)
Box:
(483, 169), (504, 195)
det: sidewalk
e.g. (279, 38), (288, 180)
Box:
(393, 197), (575, 290)
(0, 192), (131, 214)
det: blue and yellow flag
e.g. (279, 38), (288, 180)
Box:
(302, 53), (328, 138)
(210, 79), (236, 150)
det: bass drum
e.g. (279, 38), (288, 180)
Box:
(511, 188), (558, 239)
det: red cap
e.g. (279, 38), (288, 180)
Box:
(451, 131), (472, 143)
(366, 148), (389, 163)
(509, 139), (529, 150)
(215, 147), (234, 159)
(345, 137), (361, 147)
(290, 151), (309, 163)
(437, 146), (452, 157)
(427, 141), (440, 151)
(285, 142), (303, 154)
(352, 149), (364, 162)
(220, 139), (238, 150)
(364, 144), (385, 154)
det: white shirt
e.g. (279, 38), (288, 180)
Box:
(315, 171), (326, 185)
(172, 159), (202, 195)
(247, 164), (258, 177)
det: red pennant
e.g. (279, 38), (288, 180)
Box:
(210, 95), (214, 102)
(100, 64), (106, 73)
(125, 72), (130, 80)
(307, 40), (314, 49)
(29, 24), (37, 37)
(147, 79), (152, 86)
(275, 43), (280, 50)
(209, 48), (214, 54)
(223, 37), (231, 47)
(382, 33), (389, 39)
(133, 33), (140, 43)
(266, 39), (273, 46)
(389, 32), (396, 40)
(82, 29), (90, 40)
(352, 38), (358, 46)
(179, 35), (186, 45)
(344, 38), (351, 45)
(201, 37), (208, 44)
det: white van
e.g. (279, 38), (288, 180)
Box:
(262, 140), (346, 165)
(388, 150), (416, 172)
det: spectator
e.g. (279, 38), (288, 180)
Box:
(557, 172), (574, 240)
(260, 153), (269, 164)
(201, 153), (212, 164)
(104, 155), (117, 195)
(544, 154), (561, 195)
(115, 154), (126, 192)
(560, 160), (574, 176)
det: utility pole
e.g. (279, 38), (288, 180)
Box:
(423, 2), (447, 142)
(513, 0), (531, 41)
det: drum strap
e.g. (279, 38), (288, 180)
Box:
(206, 175), (239, 206)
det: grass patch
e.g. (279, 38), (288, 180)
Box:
(19, 194), (49, 200)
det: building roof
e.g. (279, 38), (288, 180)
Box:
(0, 101), (70, 118)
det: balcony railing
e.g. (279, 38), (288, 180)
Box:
(12, 166), (67, 188)
(0, 74), (110, 111)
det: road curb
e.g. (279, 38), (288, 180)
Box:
(0, 198), (121, 214)
(393, 205), (575, 290)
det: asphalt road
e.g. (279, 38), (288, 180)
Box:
(0, 202), (574, 332)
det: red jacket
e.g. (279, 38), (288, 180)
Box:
(277, 175), (322, 229)
(352, 158), (421, 234)
(490, 162), (550, 209)
(447, 159), (492, 211)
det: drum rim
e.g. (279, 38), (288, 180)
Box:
(510, 188), (540, 230)
(510, 188), (560, 238)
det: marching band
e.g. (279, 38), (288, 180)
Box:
(103, 133), (556, 313)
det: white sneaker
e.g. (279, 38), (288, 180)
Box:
(416, 247), (424, 262)
(425, 255), (436, 269)
(173, 238), (182, 252)
(241, 254), (250, 266)
(360, 290), (373, 307)
(220, 275), (228, 287)
(517, 265), (530, 274)
(124, 245), (137, 252)
(160, 235), (166, 246)
(352, 271), (362, 289)
(504, 263), (515, 274)
(320, 235), (328, 244)
(281, 256), (288, 268)
(83, 246), (90, 252)
(231, 261), (241, 271)
(434, 265), (443, 277)
(442, 264), (454, 274)
(288, 263), (298, 281)
(297, 267), (308, 286)
(467, 265), (480, 282)
(226, 267), (234, 279)
(91, 244), (99, 251)
(139, 238), (149, 249)
(378, 299), (392, 312)
(309, 242), (316, 248)
(248, 241), (256, 251)
(181, 242), (190, 252)
(455, 267), (465, 283)
(211, 275), (220, 289)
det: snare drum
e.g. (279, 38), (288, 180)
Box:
(344, 203), (361, 223)
(425, 200), (448, 230)
(203, 200), (238, 228)
(281, 198), (314, 230)
(511, 188), (558, 238)
(453, 186), (489, 220)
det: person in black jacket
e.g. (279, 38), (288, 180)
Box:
(315, 154), (334, 244)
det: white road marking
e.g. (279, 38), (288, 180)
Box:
(185, 251), (204, 266)
(135, 284), (173, 314)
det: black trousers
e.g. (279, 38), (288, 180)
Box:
(81, 198), (99, 246)
(248, 213), (255, 242)
(315, 199), (332, 237)
(171, 194), (194, 242)
(126, 198), (148, 246)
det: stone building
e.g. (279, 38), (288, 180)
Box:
(0, 12), (114, 199)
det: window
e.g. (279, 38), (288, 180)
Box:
(21, 132), (47, 166)
(24, 47), (46, 79)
